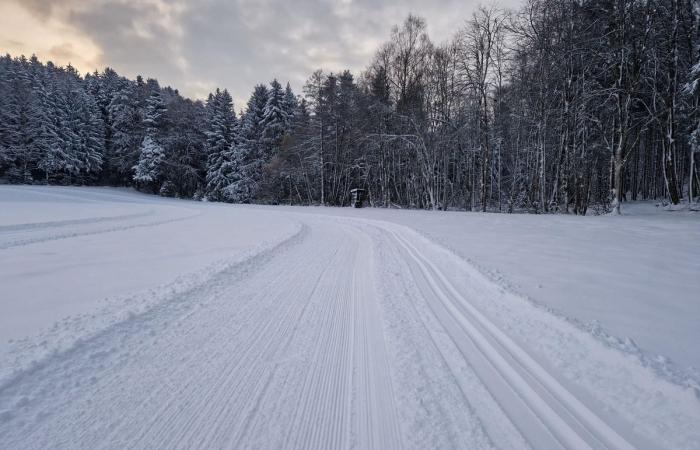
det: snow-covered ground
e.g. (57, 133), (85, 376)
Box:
(1, 186), (699, 449)
(266, 202), (700, 380)
(0, 186), (301, 384)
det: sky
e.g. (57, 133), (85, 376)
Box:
(0, 0), (519, 108)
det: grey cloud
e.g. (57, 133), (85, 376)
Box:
(15, 0), (57, 21)
(11, 0), (521, 106)
(68, 1), (185, 78)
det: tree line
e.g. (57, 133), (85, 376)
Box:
(1, 0), (698, 213)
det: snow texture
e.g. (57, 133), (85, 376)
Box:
(1, 186), (699, 449)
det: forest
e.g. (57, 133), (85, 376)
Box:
(1, 0), (698, 214)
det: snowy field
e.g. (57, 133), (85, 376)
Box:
(1, 185), (699, 449)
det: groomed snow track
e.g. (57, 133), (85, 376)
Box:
(386, 228), (631, 449)
(1, 194), (698, 449)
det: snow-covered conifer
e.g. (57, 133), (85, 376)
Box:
(133, 134), (164, 190)
(283, 82), (299, 122)
(143, 88), (166, 133)
(205, 88), (238, 200)
(262, 79), (289, 150)
(108, 79), (142, 182)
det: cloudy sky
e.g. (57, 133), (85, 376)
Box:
(0, 0), (519, 107)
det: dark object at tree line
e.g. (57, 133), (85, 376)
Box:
(350, 188), (366, 208)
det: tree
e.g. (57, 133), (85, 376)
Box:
(108, 79), (142, 183)
(204, 88), (238, 200)
(133, 134), (165, 191)
(458, 6), (507, 211)
(0, 55), (28, 180)
(143, 87), (166, 133)
(222, 146), (253, 202)
(1, 7), (697, 212)
(262, 79), (289, 154)
(684, 0), (700, 203)
(28, 61), (60, 183)
(284, 82), (299, 117)
(232, 84), (269, 200)
(159, 94), (207, 198)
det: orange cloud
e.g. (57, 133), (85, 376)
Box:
(0, 1), (103, 74)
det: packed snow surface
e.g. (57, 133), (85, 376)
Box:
(268, 201), (700, 375)
(1, 186), (699, 449)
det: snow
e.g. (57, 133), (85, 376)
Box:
(0, 186), (300, 381)
(1, 186), (699, 449)
(266, 202), (700, 379)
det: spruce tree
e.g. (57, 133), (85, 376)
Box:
(204, 89), (238, 201)
(262, 79), (289, 154)
(0, 56), (22, 175)
(222, 146), (252, 202)
(143, 88), (166, 133)
(283, 82), (299, 123)
(232, 84), (269, 201)
(77, 88), (105, 179)
(133, 134), (164, 191)
(108, 79), (142, 183)
(28, 63), (60, 183)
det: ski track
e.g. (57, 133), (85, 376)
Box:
(0, 212), (199, 250)
(0, 210), (154, 233)
(389, 228), (632, 449)
(1, 204), (698, 449)
(0, 185), (165, 205)
(0, 219), (404, 450)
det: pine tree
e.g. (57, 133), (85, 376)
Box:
(143, 88), (166, 133)
(159, 95), (208, 198)
(204, 88), (238, 200)
(262, 79), (289, 154)
(131, 87), (167, 188)
(232, 84), (269, 200)
(222, 146), (253, 202)
(44, 66), (106, 183)
(0, 55), (23, 175)
(77, 88), (105, 179)
(283, 82), (299, 122)
(108, 79), (142, 183)
(28, 60), (60, 183)
(0, 55), (207, 194)
(50, 64), (86, 182)
(133, 134), (164, 191)
(259, 81), (298, 202)
(240, 85), (268, 146)
(88, 68), (120, 182)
